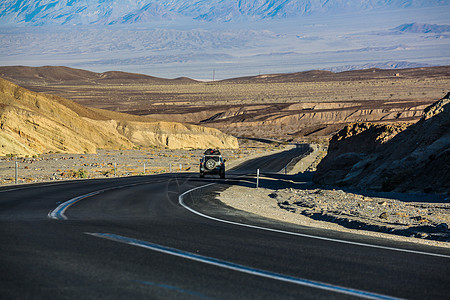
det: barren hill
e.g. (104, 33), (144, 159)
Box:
(1, 65), (448, 141)
(314, 94), (450, 194)
(0, 77), (238, 156)
(224, 66), (450, 83)
(0, 66), (198, 85)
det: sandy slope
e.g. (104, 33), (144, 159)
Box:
(0, 77), (238, 156)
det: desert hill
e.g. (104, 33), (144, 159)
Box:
(2, 65), (447, 86)
(224, 66), (450, 83)
(313, 94), (450, 194)
(0, 65), (448, 141)
(0, 66), (198, 86)
(0, 77), (238, 156)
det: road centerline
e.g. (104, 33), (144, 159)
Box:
(86, 232), (401, 300)
(48, 179), (168, 220)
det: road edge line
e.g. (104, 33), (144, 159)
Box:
(179, 182), (450, 259)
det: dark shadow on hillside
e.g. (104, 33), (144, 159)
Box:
(313, 97), (450, 195)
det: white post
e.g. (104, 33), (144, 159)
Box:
(169, 163), (172, 173)
(144, 163), (146, 174)
(179, 164), (182, 171)
(114, 163), (117, 177)
(256, 169), (260, 188)
(15, 161), (18, 184)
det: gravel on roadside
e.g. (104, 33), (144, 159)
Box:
(0, 142), (289, 185)
(218, 148), (450, 247)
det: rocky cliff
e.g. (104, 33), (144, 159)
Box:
(0, 78), (238, 156)
(314, 94), (450, 194)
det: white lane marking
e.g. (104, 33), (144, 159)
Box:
(87, 232), (401, 300)
(179, 183), (450, 259)
(48, 190), (105, 220)
(45, 172), (449, 259)
(48, 179), (167, 220)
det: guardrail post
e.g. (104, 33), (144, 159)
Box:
(256, 168), (260, 188)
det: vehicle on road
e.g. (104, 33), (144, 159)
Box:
(200, 149), (225, 178)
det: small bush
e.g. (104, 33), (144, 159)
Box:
(77, 168), (88, 178)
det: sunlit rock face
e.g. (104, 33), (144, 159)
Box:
(0, 78), (238, 156)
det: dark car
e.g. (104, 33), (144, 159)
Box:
(200, 149), (225, 178)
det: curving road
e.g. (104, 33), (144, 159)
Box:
(1, 148), (449, 299)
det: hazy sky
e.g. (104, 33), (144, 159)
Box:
(0, 1), (449, 79)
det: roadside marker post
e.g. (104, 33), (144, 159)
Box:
(256, 169), (260, 188)
(144, 163), (146, 174)
(180, 164), (182, 171)
(15, 161), (18, 184)
(114, 163), (117, 177)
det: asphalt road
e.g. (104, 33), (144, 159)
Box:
(1, 148), (449, 299)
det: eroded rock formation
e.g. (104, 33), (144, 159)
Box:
(0, 78), (238, 156)
(314, 94), (450, 194)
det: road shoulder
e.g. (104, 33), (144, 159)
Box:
(218, 148), (450, 248)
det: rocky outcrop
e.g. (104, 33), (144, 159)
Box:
(182, 100), (429, 140)
(0, 78), (238, 156)
(314, 94), (450, 194)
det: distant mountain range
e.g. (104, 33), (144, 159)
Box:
(392, 23), (450, 34)
(1, 1), (448, 79)
(0, 0), (448, 26)
(322, 61), (433, 73)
